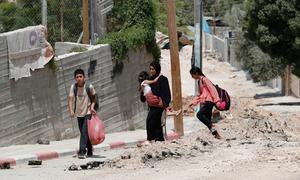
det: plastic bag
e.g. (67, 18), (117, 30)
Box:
(88, 114), (105, 145)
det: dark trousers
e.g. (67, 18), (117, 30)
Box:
(196, 101), (214, 130)
(77, 115), (92, 155)
(146, 107), (164, 141)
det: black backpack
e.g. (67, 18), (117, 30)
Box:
(200, 79), (231, 111)
(73, 82), (99, 112)
(214, 84), (231, 111)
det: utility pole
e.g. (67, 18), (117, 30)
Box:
(213, 6), (216, 35)
(194, 0), (203, 100)
(41, 0), (47, 27)
(200, 1), (203, 70)
(90, 0), (95, 45)
(283, 65), (291, 95)
(82, 0), (90, 44)
(194, 0), (202, 69)
(166, 0), (184, 136)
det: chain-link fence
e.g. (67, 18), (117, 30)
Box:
(47, 0), (83, 44)
(0, 0), (82, 45)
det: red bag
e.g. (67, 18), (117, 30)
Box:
(88, 114), (105, 145)
(146, 92), (163, 107)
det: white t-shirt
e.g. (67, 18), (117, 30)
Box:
(141, 81), (151, 96)
(69, 83), (96, 117)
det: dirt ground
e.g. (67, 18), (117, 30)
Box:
(75, 45), (300, 180)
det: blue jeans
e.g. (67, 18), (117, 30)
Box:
(77, 115), (92, 155)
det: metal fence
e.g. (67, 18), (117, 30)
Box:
(0, 0), (113, 45)
(204, 33), (226, 61)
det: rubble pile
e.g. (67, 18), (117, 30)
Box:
(100, 135), (215, 170)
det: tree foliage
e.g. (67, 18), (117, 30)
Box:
(99, 0), (160, 75)
(0, 0), (82, 45)
(151, 0), (194, 34)
(244, 0), (300, 76)
(0, 2), (17, 32)
(235, 34), (285, 82)
(0, 0), (41, 32)
(223, 3), (244, 29)
(216, 0), (287, 81)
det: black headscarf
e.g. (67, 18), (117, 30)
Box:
(148, 61), (171, 108)
(149, 61), (161, 80)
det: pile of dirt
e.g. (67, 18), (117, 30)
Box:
(100, 133), (219, 170)
(98, 95), (300, 171)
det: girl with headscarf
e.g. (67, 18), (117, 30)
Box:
(140, 61), (171, 142)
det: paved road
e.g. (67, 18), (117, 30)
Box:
(1, 147), (136, 180)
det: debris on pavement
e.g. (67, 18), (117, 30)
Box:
(28, 160), (42, 166)
(36, 138), (50, 145)
(0, 162), (10, 169)
(68, 164), (79, 171)
(67, 161), (105, 171)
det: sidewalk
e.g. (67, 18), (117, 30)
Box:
(0, 116), (198, 167)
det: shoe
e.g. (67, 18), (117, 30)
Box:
(212, 130), (221, 139)
(87, 153), (93, 158)
(211, 124), (221, 139)
(214, 133), (221, 139)
(78, 154), (86, 159)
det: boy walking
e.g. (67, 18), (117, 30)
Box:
(68, 69), (97, 159)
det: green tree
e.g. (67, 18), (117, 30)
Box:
(244, 0), (300, 76)
(14, 0), (41, 29)
(235, 35), (285, 82)
(223, 2), (244, 29)
(0, 0), (82, 45)
(204, 0), (244, 18)
(175, 0), (194, 27)
(47, 0), (82, 43)
(152, 0), (195, 34)
(99, 0), (160, 75)
(213, 0), (286, 82)
(0, 2), (17, 32)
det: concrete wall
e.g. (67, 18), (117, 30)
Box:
(228, 43), (243, 70)
(113, 47), (152, 130)
(55, 42), (91, 56)
(55, 42), (150, 134)
(0, 40), (151, 147)
(290, 74), (300, 98)
(0, 36), (63, 146)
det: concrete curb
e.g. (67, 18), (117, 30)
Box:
(0, 132), (182, 167)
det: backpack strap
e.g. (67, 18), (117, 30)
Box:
(198, 77), (205, 88)
(85, 82), (98, 111)
(73, 83), (78, 113)
(85, 82), (93, 102)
